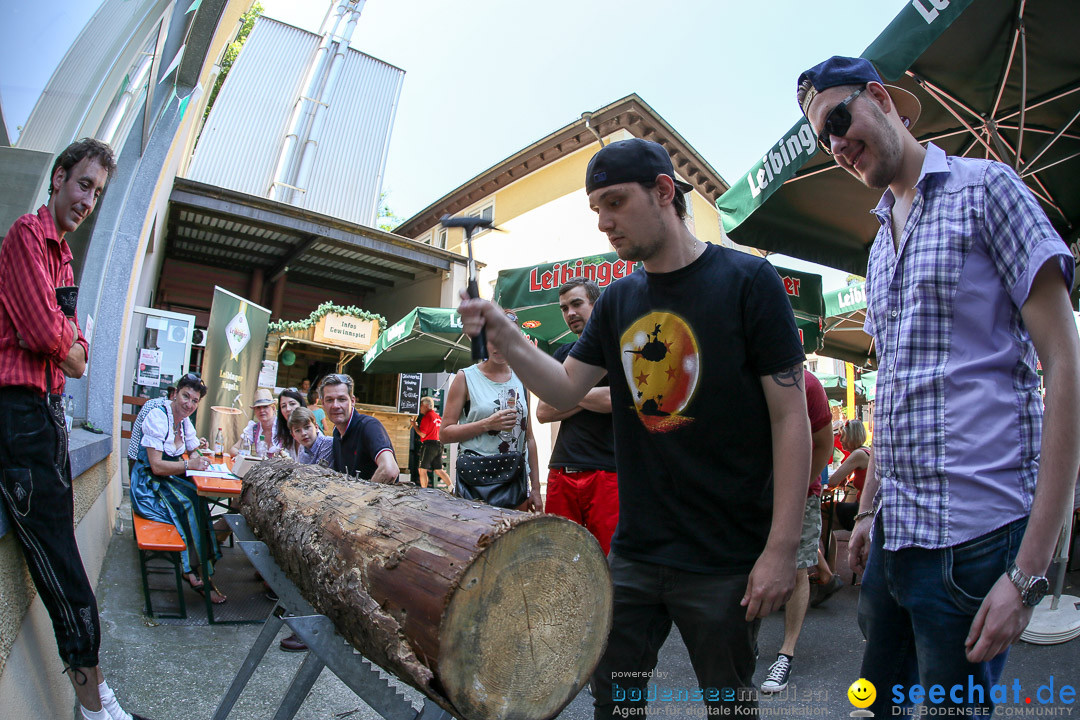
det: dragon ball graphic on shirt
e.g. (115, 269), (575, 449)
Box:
(620, 312), (700, 433)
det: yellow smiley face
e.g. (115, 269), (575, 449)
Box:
(848, 678), (876, 709)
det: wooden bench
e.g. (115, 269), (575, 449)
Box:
(133, 512), (187, 619)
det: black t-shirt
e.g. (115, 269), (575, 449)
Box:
(549, 342), (616, 472)
(332, 410), (394, 480)
(570, 244), (804, 573)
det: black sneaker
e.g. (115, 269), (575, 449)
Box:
(760, 654), (792, 693)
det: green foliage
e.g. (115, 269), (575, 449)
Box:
(203, 2), (264, 122)
(268, 302), (387, 335)
(376, 192), (404, 233)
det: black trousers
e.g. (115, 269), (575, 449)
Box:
(592, 554), (759, 718)
(0, 386), (100, 669)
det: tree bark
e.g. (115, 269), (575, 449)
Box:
(241, 460), (612, 720)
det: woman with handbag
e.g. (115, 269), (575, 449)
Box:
(441, 338), (542, 511)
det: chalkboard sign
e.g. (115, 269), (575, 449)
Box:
(398, 373), (422, 414)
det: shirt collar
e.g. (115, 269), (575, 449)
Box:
(870, 143), (950, 225)
(36, 205), (74, 261)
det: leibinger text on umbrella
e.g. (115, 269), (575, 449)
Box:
(745, 123), (816, 199)
(528, 259), (641, 293)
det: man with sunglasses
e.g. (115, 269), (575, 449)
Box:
(0, 139), (151, 719)
(798, 56), (1080, 717)
(319, 373), (398, 483)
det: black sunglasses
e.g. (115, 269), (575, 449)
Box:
(321, 373), (353, 387)
(817, 85), (866, 155)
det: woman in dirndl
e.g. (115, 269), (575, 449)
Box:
(129, 373), (226, 603)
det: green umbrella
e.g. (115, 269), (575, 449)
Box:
(716, 0), (1080, 299)
(821, 281), (876, 369)
(492, 252), (826, 355)
(815, 373), (867, 404)
(362, 307), (471, 374)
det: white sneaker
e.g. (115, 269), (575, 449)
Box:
(760, 654), (792, 693)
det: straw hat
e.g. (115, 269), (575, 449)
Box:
(250, 388), (275, 408)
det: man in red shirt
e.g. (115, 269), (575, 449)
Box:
(0, 139), (148, 720)
(759, 370), (835, 693)
(412, 396), (451, 489)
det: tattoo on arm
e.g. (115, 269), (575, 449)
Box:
(770, 366), (804, 391)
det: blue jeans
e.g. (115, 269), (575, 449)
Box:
(858, 517), (1025, 718)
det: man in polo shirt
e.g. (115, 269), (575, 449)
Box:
(320, 373), (398, 482)
(798, 56), (1080, 717)
(0, 138), (150, 720)
(536, 277), (618, 555)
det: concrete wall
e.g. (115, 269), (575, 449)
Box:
(0, 457), (117, 719)
(0, 148), (52, 242)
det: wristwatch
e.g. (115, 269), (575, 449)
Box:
(1007, 562), (1049, 607)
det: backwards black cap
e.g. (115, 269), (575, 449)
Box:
(585, 138), (694, 195)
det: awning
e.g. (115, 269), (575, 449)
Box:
(362, 307), (471, 374)
(167, 178), (465, 297)
(716, 0), (1080, 297)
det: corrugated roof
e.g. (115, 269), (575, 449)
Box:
(16, 0), (171, 153)
(167, 178), (465, 298)
(185, 16), (403, 226)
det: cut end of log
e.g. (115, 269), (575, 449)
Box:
(438, 515), (613, 720)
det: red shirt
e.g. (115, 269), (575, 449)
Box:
(0, 206), (88, 394)
(418, 409), (442, 442)
(804, 371), (831, 497)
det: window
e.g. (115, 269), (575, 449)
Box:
(466, 202), (494, 237)
(418, 231), (433, 246)
(437, 228), (448, 249)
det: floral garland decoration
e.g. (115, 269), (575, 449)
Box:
(268, 302), (387, 335)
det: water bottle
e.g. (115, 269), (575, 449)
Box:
(258, 431), (266, 459)
(214, 428), (224, 458)
(241, 431), (252, 457)
(64, 394), (74, 432)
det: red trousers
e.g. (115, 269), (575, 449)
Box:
(545, 467), (619, 555)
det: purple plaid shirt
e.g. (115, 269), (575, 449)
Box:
(865, 144), (1073, 550)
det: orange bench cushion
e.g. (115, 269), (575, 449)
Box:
(133, 514), (186, 552)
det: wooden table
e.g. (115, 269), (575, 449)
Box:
(189, 454), (243, 624)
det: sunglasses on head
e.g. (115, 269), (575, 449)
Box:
(817, 85), (866, 155)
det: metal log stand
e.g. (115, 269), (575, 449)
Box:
(213, 515), (454, 720)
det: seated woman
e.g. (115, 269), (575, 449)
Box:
(289, 407), (333, 467)
(825, 419), (871, 532)
(275, 388), (308, 460)
(231, 388), (282, 457)
(129, 373), (226, 603)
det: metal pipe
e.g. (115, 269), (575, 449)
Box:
(269, 1), (346, 202)
(291, 2), (365, 205)
(98, 48), (155, 145)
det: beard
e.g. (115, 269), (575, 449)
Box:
(861, 108), (904, 190)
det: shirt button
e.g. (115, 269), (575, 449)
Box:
(890, 310), (898, 318)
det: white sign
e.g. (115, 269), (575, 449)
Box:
(258, 360), (279, 388)
(136, 348), (162, 387)
(314, 313), (379, 351)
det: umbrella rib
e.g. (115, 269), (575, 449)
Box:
(989, 13), (1022, 121)
(914, 78), (1004, 164)
(996, 125), (1080, 143)
(1021, 149), (1080, 179)
(909, 73), (986, 125)
(998, 84), (1080, 123)
(1015, 14), (1027, 169)
(1019, 106), (1080, 176)
(786, 162), (845, 184)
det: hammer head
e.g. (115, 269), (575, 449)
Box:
(440, 214), (494, 235)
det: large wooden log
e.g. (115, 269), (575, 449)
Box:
(241, 460), (612, 720)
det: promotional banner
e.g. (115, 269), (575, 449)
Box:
(197, 287), (271, 449)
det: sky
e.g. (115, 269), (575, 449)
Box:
(1, 0), (909, 291)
